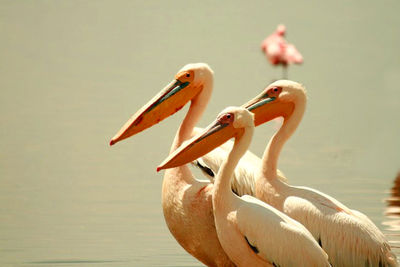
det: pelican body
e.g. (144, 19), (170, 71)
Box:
(159, 107), (330, 267)
(158, 80), (398, 267)
(111, 63), (234, 266)
(111, 63), (286, 266)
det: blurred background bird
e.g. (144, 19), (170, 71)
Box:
(261, 24), (303, 79)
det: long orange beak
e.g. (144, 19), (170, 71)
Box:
(242, 93), (294, 126)
(157, 119), (243, 171)
(110, 80), (201, 146)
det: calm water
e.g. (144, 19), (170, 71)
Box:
(1, 1), (399, 266)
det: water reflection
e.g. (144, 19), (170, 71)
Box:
(0, 1), (399, 265)
(386, 172), (400, 217)
(383, 172), (400, 257)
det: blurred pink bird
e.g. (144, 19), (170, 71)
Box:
(261, 24), (303, 78)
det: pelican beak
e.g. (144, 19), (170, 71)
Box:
(242, 93), (294, 126)
(157, 119), (243, 171)
(110, 79), (201, 146)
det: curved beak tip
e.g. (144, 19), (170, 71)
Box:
(156, 166), (162, 172)
(109, 139), (116, 146)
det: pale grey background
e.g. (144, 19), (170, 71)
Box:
(1, 1), (399, 266)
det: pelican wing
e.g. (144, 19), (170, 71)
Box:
(237, 195), (330, 267)
(283, 188), (398, 267)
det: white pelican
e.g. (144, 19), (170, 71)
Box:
(157, 80), (398, 267)
(158, 106), (330, 267)
(110, 63), (282, 266)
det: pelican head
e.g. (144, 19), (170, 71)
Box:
(243, 79), (306, 126)
(110, 63), (213, 146)
(157, 80), (306, 170)
(157, 106), (254, 171)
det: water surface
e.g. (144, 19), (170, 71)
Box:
(1, 1), (399, 266)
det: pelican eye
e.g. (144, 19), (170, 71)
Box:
(186, 73), (190, 78)
(218, 113), (234, 123)
(267, 86), (282, 96)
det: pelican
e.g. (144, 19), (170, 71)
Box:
(157, 80), (398, 267)
(110, 63), (282, 266)
(158, 106), (330, 267)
